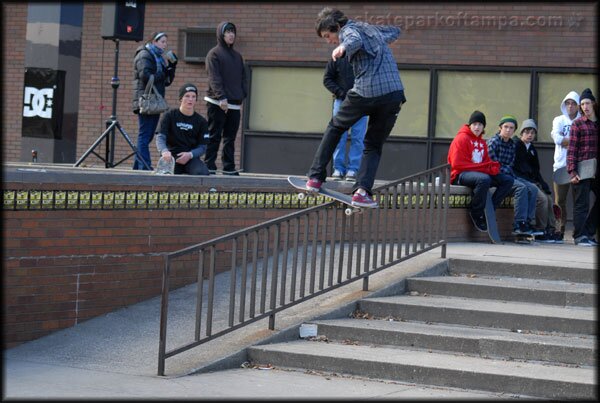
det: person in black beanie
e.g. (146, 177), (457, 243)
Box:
(155, 83), (210, 175)
(448, 110), (514, 233)
(566, 88), (598, 246)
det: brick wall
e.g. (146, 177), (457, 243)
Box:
(2, 3), (596, 164)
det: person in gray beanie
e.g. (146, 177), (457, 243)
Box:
(513, 119), (561, 242)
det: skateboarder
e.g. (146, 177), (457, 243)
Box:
(447, 110), (514, 232)
(155, 83), (210, 175)
(567, 88), (598, 246)
(305, 7), (406, 208)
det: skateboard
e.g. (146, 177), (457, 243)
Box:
(483, 190), (502, 244)
(514, 233), (535, 244)
(553, 158), (596, 185)
(288, 176), (377, 216)
(155, 156), (175, 175)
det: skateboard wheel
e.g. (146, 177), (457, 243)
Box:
(344, 208), (353, 216)
(297, 192), (306, 201)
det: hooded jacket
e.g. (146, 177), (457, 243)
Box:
(551, 91), (580, 171)
(447, 124), (501, 184)
(205, 22), (248, 104)
(513, 137), (551, 194)
(131, 43), (176, 113)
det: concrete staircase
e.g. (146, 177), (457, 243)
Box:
(247, 258), (597, 399)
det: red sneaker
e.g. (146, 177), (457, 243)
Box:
(351, 191), (378, 208)
(306, 178), (322, 193)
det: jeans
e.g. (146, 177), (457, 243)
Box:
(174, 157), (209, 175)
(534, 186), (557, 232)
(133, 113), (160, 170)
(308, 90), (404, 195)
(332, 98), (368, 174)
(512, 178), (538, 226)
(572, 177), (599, 241)
(205, 103), (241, 172)
(455, 171), (514, 216)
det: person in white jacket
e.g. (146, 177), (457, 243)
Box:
(551, 90), (580, 240)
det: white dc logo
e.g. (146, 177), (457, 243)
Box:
(23, 86), (54, 119)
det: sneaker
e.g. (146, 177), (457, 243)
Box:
(351, 190), (378, 208)
(588, 238), (598, 246)
(552, 232), (564, 244)
(530, 228), (545, 236)
(469, 211), (487, 232)
(535, 233), (555, 243)
(574, 236), (593, 246)
(222, 170), (240, 176)
(306, 177), (323, 193)
(331, 170), (344, 180)
(345, 170), (357, 182)
(512, 221), (532, 235)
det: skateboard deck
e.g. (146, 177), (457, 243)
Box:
(155, 156), (175, 175)
(288, 176), (377, 216)
(483, 190), (502, 244)
(553, 158), (596, 185)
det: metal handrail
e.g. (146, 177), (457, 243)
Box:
(158, 164), (451, 375)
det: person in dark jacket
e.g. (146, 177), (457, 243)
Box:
(203, 22), (248, 175)
(131, 31), (177, 170)
(323, 57), (367, 181)
(513, 119), (561, 242)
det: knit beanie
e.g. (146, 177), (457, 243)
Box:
(580, 88), (596, 103)
(179, 83), (198, 99)
(498, 115), (518, 129)
(468, 110), (486, 127)
(520, 119), (537, 133)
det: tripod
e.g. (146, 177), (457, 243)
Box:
(74, 39), (150, 169)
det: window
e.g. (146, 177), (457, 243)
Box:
(248, 67), (331, 133)
(537, 73), (597, 142)
(390, 69), (429, 137)
(179, 28), (214, 63)
(435, 71), (530, 139)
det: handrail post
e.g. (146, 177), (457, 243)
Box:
(157, 255), (171, 376)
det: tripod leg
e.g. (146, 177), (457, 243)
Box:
(73, 120), (118, 167)
(115, 121), (152, 170)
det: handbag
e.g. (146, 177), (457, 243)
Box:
(138, 74), (169, 115)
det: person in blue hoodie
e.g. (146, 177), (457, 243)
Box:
(203, 22), (248, 175)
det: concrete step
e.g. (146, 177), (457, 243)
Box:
(447, 258), (596, 284)
(308, 318), (596, 366)
(406, 275), (596, 307)
(358, 295), (595, 335)
(247, 340), (596, 399)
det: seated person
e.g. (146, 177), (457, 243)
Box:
(155, 83), (210, 175)
(513, 119), (561, 242)
(488, 115), (541, 236)
(447, 110), (514, 232)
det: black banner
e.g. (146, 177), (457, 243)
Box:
(22, 67), (65, 139)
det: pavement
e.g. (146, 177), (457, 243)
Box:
(3, 235), (596, 400)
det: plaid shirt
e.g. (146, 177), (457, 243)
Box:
(340, 20), (404, 98)
(487, 133), (516, 177)
(567, 115), (598, 176)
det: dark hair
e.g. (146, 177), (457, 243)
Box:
(315, 7), (348, 37)
(147, 31), (167, 44)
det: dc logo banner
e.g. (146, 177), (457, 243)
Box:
(22, 67), (65, 139)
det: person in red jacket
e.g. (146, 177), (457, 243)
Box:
(448, 111), (514, 232)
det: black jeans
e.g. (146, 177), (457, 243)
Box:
(572, 176), (599, 240)
(205, 103), (241, 172)
(307, 90), (405, 195)
(175, 157), (209, 175)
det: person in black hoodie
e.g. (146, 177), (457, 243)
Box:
(513, 119), (561, 242)
(131, 31), (177, 170)
(204, 22), (248, 175)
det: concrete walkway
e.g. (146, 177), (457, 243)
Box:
(3, 241), (595, 399)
